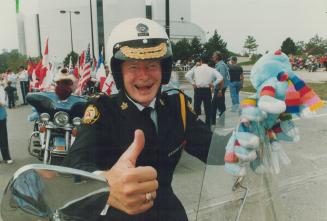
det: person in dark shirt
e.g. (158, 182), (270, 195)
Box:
(4, 81), (17, 108)
(228, 56), (243, 112)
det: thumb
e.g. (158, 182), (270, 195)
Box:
(120, 129), (145, 167)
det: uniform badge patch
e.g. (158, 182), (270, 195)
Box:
(82, 105), (100, 124)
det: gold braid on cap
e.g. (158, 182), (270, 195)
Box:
(120, 42), (167, 59)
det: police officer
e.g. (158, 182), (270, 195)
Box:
(185, 56), (223, 126)
(64, 18), (212, 221)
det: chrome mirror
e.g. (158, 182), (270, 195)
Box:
(1, 164), (109, 221)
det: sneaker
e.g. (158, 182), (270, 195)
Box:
(5, 160), (14, 164)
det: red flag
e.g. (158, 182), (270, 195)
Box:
(75, 44), (91, 95)
(29, 59), (42, 91)
(73, 66), (79, 80)
(27, 60), (34, 76)
(40, 38), (49, 84)
(42, 38), (49, 65)
(79, 51), (85, 69)
(34, 59), (42, 80)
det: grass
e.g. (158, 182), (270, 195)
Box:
(241, 80), (327, 100)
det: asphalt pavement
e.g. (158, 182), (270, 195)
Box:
(1, 83), (327, 220)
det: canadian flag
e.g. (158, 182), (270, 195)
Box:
(29, 59), (42, 91)
(40, 38), (55, 91)
(39, 38), (49, 84)
(27, 59), (35, 77)
(96, 63), (107, 91)
(95, 49), (106, 90)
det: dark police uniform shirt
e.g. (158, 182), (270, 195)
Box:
(64, 90), (212, 221)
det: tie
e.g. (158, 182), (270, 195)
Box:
(141, 107), (157, 140)
(137, 107), (158, 168)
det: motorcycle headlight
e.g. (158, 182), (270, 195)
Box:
(40, 113), (50, 122)
(54, 111), (69, 126)
(72, 117), (81, 126)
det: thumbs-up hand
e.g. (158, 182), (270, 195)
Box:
(100, 130), (158, 215)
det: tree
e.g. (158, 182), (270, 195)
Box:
(189, 37), (203, 60)
(281, 37), (297, 55)
(243, 35), (258, 55)
(0, 49), (28, 73)
(63, 51), (79, 68)
(295, 41), (306, 55)
(172, 38), (191, 62)
(203, 30), (229, 62)
(305, 34), (327, 55)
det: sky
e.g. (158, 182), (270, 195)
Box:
(191, 0), (327, 53)
(1, 0), (327, 54)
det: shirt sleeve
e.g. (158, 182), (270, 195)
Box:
(212, 69), (223, 87)
(63, 100), (106, 172)
(183, 98), (212, 163)
(185, 66), (195, 84)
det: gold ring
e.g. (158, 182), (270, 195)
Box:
(145, 192), (153, 203)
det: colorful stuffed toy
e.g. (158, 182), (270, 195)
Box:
(224, 50), (324, 176)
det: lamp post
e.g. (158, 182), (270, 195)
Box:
(165, 0), (170, 38)
(89, 0), (95, 58)
(60, 10), (80, 52)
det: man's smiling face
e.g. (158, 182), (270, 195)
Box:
(121, 60), (162, 106)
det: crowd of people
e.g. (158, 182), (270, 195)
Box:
(0, 66), (29, 108)
(185, 52), (243, 128)
(289, 54), (327, 72)
(0, 66), (30, 164)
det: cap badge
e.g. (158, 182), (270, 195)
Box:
(136, 23), (149, 37)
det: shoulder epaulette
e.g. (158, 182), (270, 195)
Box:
(162, 88), (192, 102)
(87, 92), (107, 102)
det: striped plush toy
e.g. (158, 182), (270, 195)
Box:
(224, 50), (324, 176)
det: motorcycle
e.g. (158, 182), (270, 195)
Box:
(1, 131), (242, 221)
(26, 92), (87, 165)
(1, 119), (326, 221)
(2, 83), (325, 221)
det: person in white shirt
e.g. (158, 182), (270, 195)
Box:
(6, 69), (17, 88)
(185, 57), (223, 125)
(18, 66), (29, 104)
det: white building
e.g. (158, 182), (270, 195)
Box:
(17, 0), (205, 62)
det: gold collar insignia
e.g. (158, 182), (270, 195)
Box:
(121, 102), (128, 110)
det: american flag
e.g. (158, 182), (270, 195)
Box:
(75, 44), (91, 95)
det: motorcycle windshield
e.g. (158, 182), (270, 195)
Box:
(171, 128), (232, 221)
(26, 92), (87, 118)
(193, 108), (327, 221)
